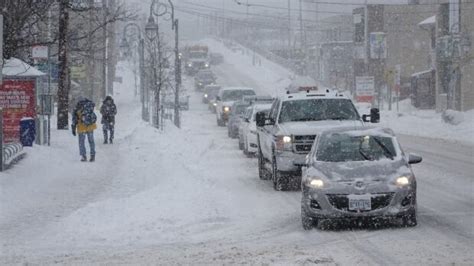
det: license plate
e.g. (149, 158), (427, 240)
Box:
(348, 195), (371, 211)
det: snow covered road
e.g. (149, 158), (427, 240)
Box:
(0, 58), (473, 265)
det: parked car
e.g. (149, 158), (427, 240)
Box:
(300, 127), (422, 230)
(227, 101), (251, 138)
(194, 70), (216, 91)
(203, 84), (221, 104)
(256, 90), (380, 191)
(215, 87), (256, 127)
(240, 104), (272, 156)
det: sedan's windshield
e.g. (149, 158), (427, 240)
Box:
(278, 99), (360, 123)
(316, 133), (397, 162)
(222, 90), (256, 101)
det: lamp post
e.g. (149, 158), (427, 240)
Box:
(166, 0), (181, 128)
(145, 12), (161, 128)
(120, 23), (147, 121)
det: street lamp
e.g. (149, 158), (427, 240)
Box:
(145, 15), (159, 41)
(121, 22), (147, 121)
(150, 0), (181, 128)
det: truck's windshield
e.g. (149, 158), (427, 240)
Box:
(278, 98), (360, 123)
(189, 51), (207, 59)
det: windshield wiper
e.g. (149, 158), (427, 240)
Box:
(372, 137), (394, 160)
(329, 117), (349, 120)
(358, 139), (373, 161)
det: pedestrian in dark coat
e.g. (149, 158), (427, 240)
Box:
(100, 96), (117, 144)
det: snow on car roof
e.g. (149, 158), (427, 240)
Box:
(280, 90), (349, 101)
(221, 87), (255, 91)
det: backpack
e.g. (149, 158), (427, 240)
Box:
(81, 100), (97, 126)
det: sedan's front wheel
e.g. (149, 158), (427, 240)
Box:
(301, 205), (317, 230)
(402, 210), (417, 227)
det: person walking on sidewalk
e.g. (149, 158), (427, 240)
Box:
(100, 95), (117, 144)
(72, 97), (97, 162)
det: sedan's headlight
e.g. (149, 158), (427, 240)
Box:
(205, 63), (209, 67)
(187, 63), (192, 67)
(213, 102), (217, 106)
(396, 176), (410, 186)
(308, 178), (324, 188)
(224, 106), (230, 112)
(204, 94), (208, 98)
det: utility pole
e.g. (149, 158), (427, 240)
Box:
(298, 0), (305, 75)
(0, 14), (3, 86)
(102, 0), (108, 99)
(246, 0), (249, 45)
(287, 0), (291, 52)
(57, 0), (70, 130)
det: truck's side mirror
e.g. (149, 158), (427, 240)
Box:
(216, 96), (221, 101)
(408, 153), (422, 164)
(256, 111), (266, 127)
(370, 108), (380, 123)
(362, 108), (380, 123)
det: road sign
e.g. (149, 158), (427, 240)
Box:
(356, 76), (375, 102)
(369, 32), (387, 59)
(32, 45), (49, 59)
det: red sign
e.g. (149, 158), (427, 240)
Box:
(0, 80), (36, 142)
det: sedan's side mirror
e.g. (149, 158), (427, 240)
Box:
(244, 117), (250, 123)
(362, 108), (380, 123)
(216, 96), (221, 101)
(408, 153), (422, 164)
(256, 111), (266, 127)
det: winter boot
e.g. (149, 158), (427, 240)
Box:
(104, 139), (108, 144)
(81, 155), (87, 162)
(109, 138), (113, 144)
(89, 154), (95, 162)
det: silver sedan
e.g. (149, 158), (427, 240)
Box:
(300, 127), (422, 230)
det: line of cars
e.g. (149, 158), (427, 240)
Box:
(198, 78), (423, 230)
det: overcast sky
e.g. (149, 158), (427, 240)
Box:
(127, 0), (412, 40)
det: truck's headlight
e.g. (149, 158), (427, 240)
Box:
(308, 178), (324, 188)
(205, 63), (209, 67)
(276, 135), (292, 150)
(213, 102), (217, 106)
(224, 106), (230, 112)
(396, 176), (410, 186)
(187, 63), (192, 67)
(204, 94), (208, 98)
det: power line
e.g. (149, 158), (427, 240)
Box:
(179, 1), (349, 25)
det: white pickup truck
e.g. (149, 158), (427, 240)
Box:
(256, 90), (380, 191)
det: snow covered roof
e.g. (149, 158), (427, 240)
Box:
(419, 15), (436, 29)
(2, 57), (46, 77)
